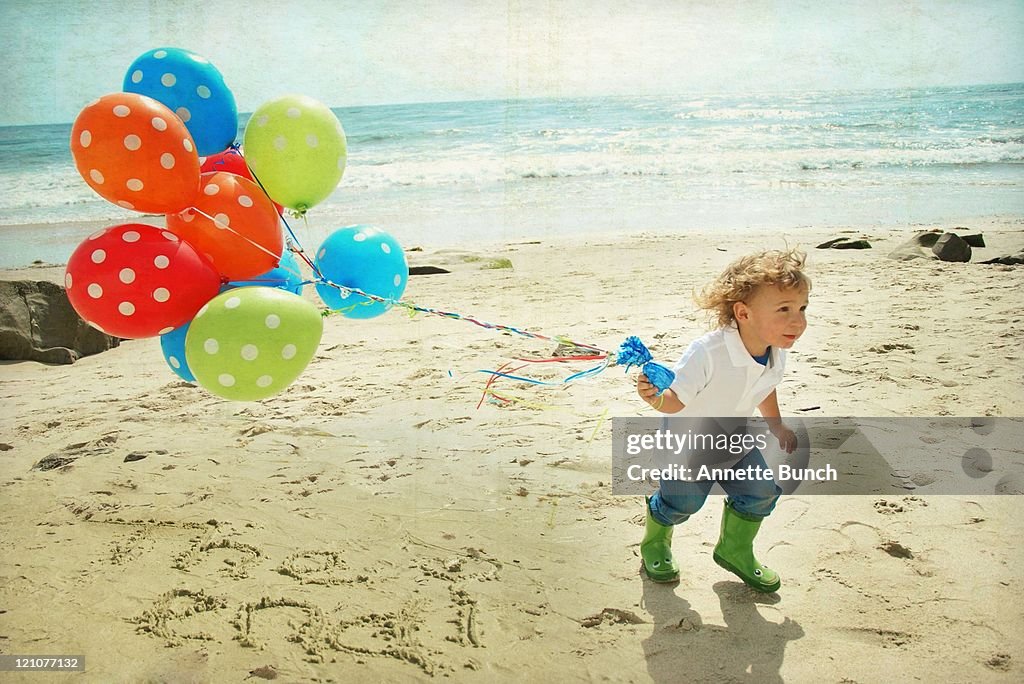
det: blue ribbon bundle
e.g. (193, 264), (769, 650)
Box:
(616, 336), (675, 394)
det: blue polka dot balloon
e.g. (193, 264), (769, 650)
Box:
(123, 47), (237, 156)
(160, 321), (196, 382)
(314, 226), (408, 319)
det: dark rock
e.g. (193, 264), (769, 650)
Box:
(931, 233), (972, 262)
(409, 266), (451, 275)
(32, 455), (76, 471)
(817, 237), (872, 250)
(124, 452), (148, 463)
(887, 231), (941, 261)
(832, 240), (871, 250)
(961, 233), (985, 248)
(0, 280), (120, 364)
(979, 250), (1024, 266)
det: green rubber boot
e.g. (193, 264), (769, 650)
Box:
(640, 496), (680, 583)
(712, 501), (781, 593)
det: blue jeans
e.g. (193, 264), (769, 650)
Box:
(649, 448), (781, 526)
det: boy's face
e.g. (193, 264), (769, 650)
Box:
(735, 284), (809, 350)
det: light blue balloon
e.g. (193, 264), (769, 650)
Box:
(123, 47), (238, 156)
(160, 322), (196, 382)
(314, 226), (408, 319)
(228, 250), (305, 295)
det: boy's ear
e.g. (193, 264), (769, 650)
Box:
(733, 301), (749, 322)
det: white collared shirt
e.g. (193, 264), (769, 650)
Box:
(668, 325), (786, 417)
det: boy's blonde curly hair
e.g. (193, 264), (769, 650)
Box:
(695, 248), (811, 328)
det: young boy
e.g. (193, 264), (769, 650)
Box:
(636, 248), (809, 592)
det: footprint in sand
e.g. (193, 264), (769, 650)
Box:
(835, 626), (917, 650)
(815, 515), (932, 589)
(31, 432), (120, 471)
(278, 472), (335, 499)
(872, 495), (928, 515)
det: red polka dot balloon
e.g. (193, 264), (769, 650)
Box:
(165, 172), (283, 280)
(200, 148), (284, 215)
(70, 92), (201, 214)
(65, 223), (221, 339)
(201, 147), (254, 178)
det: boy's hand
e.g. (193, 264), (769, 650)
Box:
(771, 424), (798, 454)
(637, 374), (659, 402)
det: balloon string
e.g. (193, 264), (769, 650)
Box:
(185, 207), (308, 285)
(222, 153), (625, 388)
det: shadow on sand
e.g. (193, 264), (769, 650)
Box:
(641, 577), (804, 683)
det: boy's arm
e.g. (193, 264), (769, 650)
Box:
(758, 390), (797, 453)
(637, 374), (685, 413)
(757, 390), (784, 430)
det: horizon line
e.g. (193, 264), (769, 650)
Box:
(3, 80), (1022, 129)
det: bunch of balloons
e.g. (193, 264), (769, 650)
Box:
(65, 47), (409, 401)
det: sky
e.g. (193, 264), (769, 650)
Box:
(1, 0), (1023, 126)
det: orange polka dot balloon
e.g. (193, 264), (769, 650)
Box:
(165, 172), (284, 280)
(70, 93), (201, 215)
(65, 223), (221, 339)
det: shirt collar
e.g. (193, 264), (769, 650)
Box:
(723, 324), (777, 369)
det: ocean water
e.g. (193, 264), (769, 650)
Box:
(1, 83), (1022, 266)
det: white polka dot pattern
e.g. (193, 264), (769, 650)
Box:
(164, 171), (284, 281)
(64, 223), (221, 339)
(182, 287), (324, 400)
(70, 93), (201, 215)
(312, 225), (408, 319)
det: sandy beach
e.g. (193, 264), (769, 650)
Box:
(1, 219), (1022, 682)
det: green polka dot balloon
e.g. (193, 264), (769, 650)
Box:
(184, 287), (324, 401)
(242, 95), (347, 212)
